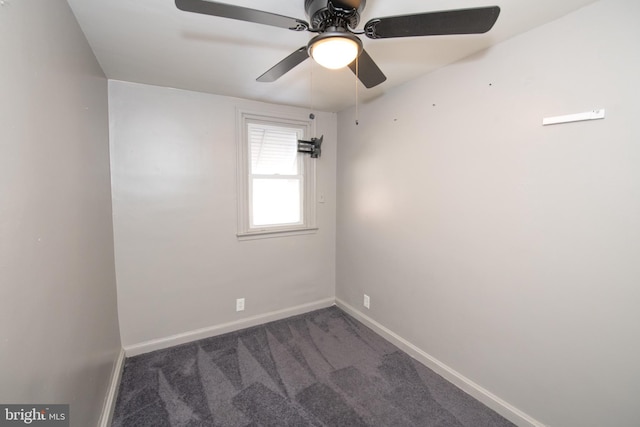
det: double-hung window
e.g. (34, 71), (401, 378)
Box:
(237, 111), (317, 238)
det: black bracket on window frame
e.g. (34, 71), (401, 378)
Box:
(297, 135), (323, 159)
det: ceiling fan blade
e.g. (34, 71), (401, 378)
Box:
(257, 47), (310, 83)
(175, 0), (309, 31)
(348, 49), (386, 88)
(364, 6), (500, 39)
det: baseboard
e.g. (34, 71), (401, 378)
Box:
(98, 347), (125, 427)
(124, 297), (336, 357)
(335, 298), (545, 427)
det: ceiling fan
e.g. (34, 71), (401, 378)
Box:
(175, 0), (500, 88)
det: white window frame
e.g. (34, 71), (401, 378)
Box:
(236, 109), (317, 239)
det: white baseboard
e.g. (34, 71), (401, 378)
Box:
(98, 347), (125, 427)
(335, 298), (545, 427)
(124, 297), (336, 357)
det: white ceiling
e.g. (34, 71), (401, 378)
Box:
(67, 0), (598, 112)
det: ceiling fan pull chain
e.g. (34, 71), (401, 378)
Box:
(309, 62), (314, 113)
(355, 55), (359, 126)
(309, 62), (318, 137)
(356, 56), (360, 126)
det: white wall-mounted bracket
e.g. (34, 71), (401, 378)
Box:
(542, 109), (605, 126)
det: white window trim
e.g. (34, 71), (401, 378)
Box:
(236, 109), (317, 240)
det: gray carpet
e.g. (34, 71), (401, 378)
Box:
(112, 306), (515, 426)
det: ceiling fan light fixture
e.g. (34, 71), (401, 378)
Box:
(309, 32), (362, 70)
(176, 0), (502, 89)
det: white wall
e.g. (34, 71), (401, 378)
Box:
(0, 0), (121, 425)
(109, 81), (337, 349)
(336, 0), (640, 426)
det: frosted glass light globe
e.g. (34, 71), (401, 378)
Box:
(310, 36), (361, 69)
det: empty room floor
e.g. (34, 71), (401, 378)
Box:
(112, 307), (514, 426)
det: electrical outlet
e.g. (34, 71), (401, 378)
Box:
(236, 298), (245, 312)
(363, 294), (370, 309)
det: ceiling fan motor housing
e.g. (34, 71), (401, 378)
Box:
(304, 0), (366, 30)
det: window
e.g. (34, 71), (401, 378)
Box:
(237, 111), (317, 238)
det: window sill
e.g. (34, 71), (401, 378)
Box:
(237, 227), (318, 241)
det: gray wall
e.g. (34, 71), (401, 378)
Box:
(109, 81), (337, 349)
(336, 0), (640, 426)
(0, 0), (121, 425)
